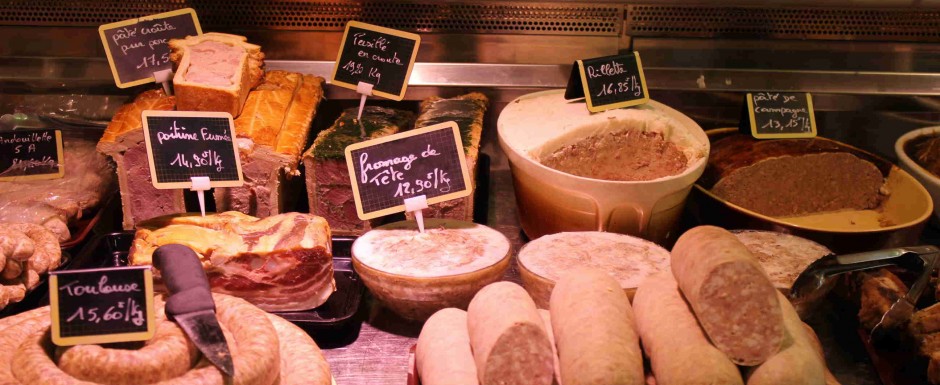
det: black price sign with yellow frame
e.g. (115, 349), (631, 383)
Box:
(331, 21), (420, 101)
(565, 52), (650, 112)
(744, 92), (817, 139)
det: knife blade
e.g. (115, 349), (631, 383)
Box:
(152, 244), (235, 377)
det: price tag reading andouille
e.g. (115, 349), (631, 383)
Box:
(141, 110), (244, 189)
(50, 266), (155, 346)
(564, 52), (650, 112)
(745, 92), (817, 139)
(98, 8), (202, 88)
(0, 128), (65, 181)
(345, 121), (473, 220)
(331, 21), (421, 101)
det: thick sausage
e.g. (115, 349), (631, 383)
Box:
(266, 313), (332, 385)
(550, 268), (644, 385)
(802, 323), (841, 385)
(467, 281), (554, 385)
(416, 308), (477, 385)
(671, 226), (785, 366)
(633, 272), (743, 385)
(745, 292), (826, 385)
(538, 309), (562, 385)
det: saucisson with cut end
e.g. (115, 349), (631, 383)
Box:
(538, 309), (562, 385)
(670, 225), (785, 366)
(745, 292), (826, 385)
(549, 268), (644, 385)
(416, 308), (478, 385)
(467, 281), (555, 385)
(633, 272), (743, 385)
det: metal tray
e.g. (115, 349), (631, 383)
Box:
(72, 232), (365, 341)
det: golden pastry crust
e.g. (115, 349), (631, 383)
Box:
(169, 33), (265, 117)
(97, 89), (175, 151)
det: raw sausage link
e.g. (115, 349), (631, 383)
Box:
(5, 223), (61, 275)
(633, 272), (743, 385)
(550, 268), (644, 385)
(745, 292), (826, 385)
(538, 309), (562, 385)
(670, 226), (784, 366)
(266, 313), (332, 385)
(416, 308), (478, 385)
(468, 281), (554, 385)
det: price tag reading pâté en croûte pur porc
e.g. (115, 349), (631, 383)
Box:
(141, 110), (244, 189)
(98, 8), (202, 88)
(0, 128), (64, 182)
(564, 52), (650, 113)
(345, 121), (473, 220)
(744, 92), (817, 139)
(331, 21), (421, 101)
(49, 266), (155, 346)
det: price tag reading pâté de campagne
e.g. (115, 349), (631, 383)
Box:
(50, 266), (155, 346)
(564, 52), (650, 113)
(98, 8), (202, 88)
(345, 121), (473, 220)
(744, 92), (818, 139)
(141, 110), (244, 189)
(331, 21), (421, 101)
(0, 128), (64, 181)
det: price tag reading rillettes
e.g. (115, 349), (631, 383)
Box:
(141, 111), (244, 189)
(49, 266), (155, 346)
(564, 52), (650, 112)
(345, 121), (473, 220)
(0, 128), (64, 181)
(331, 21), (421, 101)
(745, 92), (817, 139)
(98, 8), (202, 88)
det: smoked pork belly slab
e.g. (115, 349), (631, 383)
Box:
(129, 211), (335, 312)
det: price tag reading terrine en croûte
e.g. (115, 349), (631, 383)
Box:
(744, 92), (817, 139)
(564, 52), (650, 113)
(141, 110), (244, 189)
(345, 121), (473, 220)
(98, 8), (202, 88)
(0, 128), (64, 181)
(49, 266), (155, 346)
(331, 21), (421, 101)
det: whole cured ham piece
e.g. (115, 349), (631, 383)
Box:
(129, 211), (335, 312)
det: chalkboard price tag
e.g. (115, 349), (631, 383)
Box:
(744, 92), (817, 139)
(332, 21), (421, 101)
(345, 121), (473, 220)
(49, 266), (156, 346)
(98, 8), (202, 88)
(0, 128), (65, 181)
(141, 110), (244, 189)
(564, 52), (650, 112)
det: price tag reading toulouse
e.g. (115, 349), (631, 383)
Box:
(49, 266), (155, 346)
(564, 52), (650, 112)
(745, 92), (817, 139)
(98, 8), (202, 88)
(345, 122), (473, 220)
(141, 110), (244, 189)
(332, 21), (421, 101)
(0, 128), (64, 181)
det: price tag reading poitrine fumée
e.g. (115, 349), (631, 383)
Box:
(331, 21), (421, 101)
(564, 52), (650, 113)
(98, 8), (202, 88)
(141, 110), (244, 189)
(49, 266), (156, 346)
(345, 121), (473, 220)
(745, 92), (817, 139)
(0, 128), (65, 181)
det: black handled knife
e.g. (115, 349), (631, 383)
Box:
(153, 244), (235, 377)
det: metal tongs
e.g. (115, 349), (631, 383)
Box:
(789, 245), (940, 341)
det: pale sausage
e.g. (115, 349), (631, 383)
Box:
(550, 268), (644, 385)
(745, 292), (825, 385)
(538, 309), (562, 385)
(416, 308), (478, 385)
(671, 225), (784, 366)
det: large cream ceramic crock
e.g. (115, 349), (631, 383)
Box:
(896, 126), (940, 223)
(497, 90), (709, 243)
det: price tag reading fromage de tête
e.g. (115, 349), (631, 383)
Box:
(345, 121), (473, 220)
(0, 128), (64, 181)
(50, 266), (155, 346)
(564, 52), (650, 113)
(141, 110), (243, 189)
(331, 21), (421, 101)
(745, 92), (817, 139)
(98, 8), (202, 88)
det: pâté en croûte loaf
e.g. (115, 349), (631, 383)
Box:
(303, 106), (414, 235)
(169, 32), (264, 117)
(214, 70), (325, 217)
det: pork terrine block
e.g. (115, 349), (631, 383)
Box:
(97, 89), (182, 230)
(303, 106), (415, 235)
(214, 70), (325, 217)
(405, 93), (488, 221)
